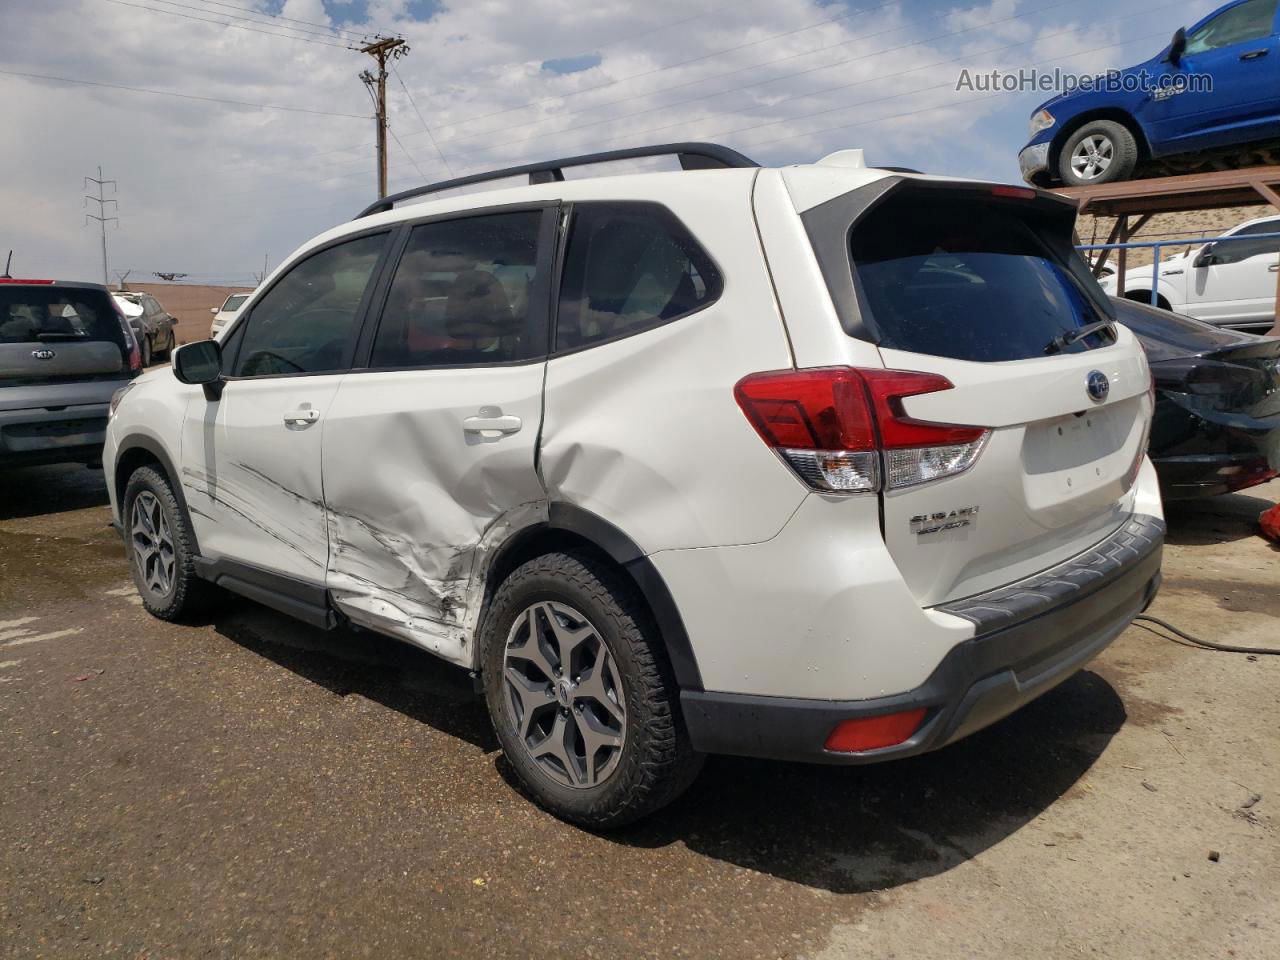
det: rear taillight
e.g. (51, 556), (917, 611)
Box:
(734, 367), (989, 494)
(111, 298), (143, 373)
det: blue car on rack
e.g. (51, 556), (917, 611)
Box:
(1020, 0), (1280, 186)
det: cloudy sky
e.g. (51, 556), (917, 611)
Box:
(0, 0), (1223, 284)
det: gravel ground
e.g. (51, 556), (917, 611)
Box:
(1, 465), (1277, 959)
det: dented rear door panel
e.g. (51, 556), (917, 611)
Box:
(319, 366), (546, 664)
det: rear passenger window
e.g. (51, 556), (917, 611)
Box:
(370, 211), (543, 368)
(555, 202), (721, 352)
(234, 232), (386, 377)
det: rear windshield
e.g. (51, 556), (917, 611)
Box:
(849, 195), (1114, 362)
(222, 294), (249, 312)
(2, 287), (125, 346)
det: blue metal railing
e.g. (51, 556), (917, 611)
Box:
(1076, 232), (1280, 306)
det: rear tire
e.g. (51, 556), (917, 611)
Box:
(123, 466), (216, 621)
(1058, 120), (1138, 186)
(481, 551), (703, 829)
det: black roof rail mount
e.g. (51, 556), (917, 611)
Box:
(355, 142), (759, 219)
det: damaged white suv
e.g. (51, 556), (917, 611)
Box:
(106, 143), (1164, 827)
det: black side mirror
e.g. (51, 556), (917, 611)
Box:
(173, 339), (224, 400)
(1193, 244), (1214, 268)
(1167, 27), (1187, 65)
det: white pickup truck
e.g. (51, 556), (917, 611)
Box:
(1100, 215), (1280, 331)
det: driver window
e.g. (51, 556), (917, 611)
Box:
(1212, 219), (1280, 263)
(233, 233), (387, 377)
(1185, 0), (1278, 54)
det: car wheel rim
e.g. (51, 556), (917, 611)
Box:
(1070, 134), (1114, 180)
(503, 600), (626, 790)
(131, 491), (175, 597)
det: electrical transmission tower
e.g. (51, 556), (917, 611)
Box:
(359, 36), (410, 199)
(84, 167), (118, 286)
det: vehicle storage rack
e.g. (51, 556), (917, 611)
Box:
(1053, 165), (1280, 336)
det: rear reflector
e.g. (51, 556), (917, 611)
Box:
(735, 367), (989, 493)
(825, 708), (928, 753)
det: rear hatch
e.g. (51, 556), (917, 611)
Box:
(804, 180), (1153, 606)
(1, 282), (132, 389)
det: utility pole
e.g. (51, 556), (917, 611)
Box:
(114, 269), (131, 290)
(359, 36), (410, 199)
(84, 166), (118, 286)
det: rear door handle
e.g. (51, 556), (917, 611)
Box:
(1241, 48), (1269, 60)
(283, 407), (320, 426)
(462, 412), (522, 435)
(1270, 263), (1280, 272)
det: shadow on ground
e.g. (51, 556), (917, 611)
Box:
(0, 463), (110, 520)
(214, 602), (498, 753)
(1164, 490), (1274, 546)
(216, 596), (1125, 895)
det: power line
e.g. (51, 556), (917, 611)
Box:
(393, 67), (453, 176)
(102, 0), (355, 48)
(193, 0), (372, 42)
(143, 0), (365, 43)
(0, 67), (368, 119)
(388, 122), (428, 180)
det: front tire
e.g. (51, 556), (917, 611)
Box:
(1058, 120), (1138, 186)
(123, 466), (215, 621)
(481, 551), (703, 829)
(139, 336), (152, 368)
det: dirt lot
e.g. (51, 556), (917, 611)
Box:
(1, 467), (1277, 959)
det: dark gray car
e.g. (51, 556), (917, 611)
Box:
(1, 280), (141, 467)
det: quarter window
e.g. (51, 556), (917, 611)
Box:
(555, 202), (721, 352)
(1185, 0), (1277, 54)
(370, 211), (543, 368)
(233, 232), (387, 377)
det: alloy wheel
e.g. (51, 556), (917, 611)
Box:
(131, 491), (175, 597)
(1070, 134), (1114, 181)
(503, 600), (626, 789)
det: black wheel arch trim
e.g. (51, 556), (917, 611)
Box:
(517, 502), (705, 691)
(113, 434), (201, 556)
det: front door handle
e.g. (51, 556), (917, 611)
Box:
(462, 412), (522, 435)
(283, 407), (320, 427)
(1269, 263), (1280, 272)
(1241, 48), (1269, 60)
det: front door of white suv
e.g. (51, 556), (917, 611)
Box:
(181, 231), (391, 581)
(319, 207), (556, 664)
(1186, 218), (1280, 327)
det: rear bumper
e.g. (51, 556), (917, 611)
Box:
(0, 403), (110, 466)
(681, 514), (1164, 763)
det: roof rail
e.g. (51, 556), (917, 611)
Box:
(354, 142), (758, 219)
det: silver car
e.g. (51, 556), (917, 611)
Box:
(1, 280), (141, 468)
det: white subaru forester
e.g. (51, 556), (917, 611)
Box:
(106, 143), (1164, 827)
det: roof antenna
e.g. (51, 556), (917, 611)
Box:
(2, 250), (12, 279)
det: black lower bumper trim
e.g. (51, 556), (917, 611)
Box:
(681, 515), (1164, 764)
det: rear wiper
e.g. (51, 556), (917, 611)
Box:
(1044, 320), (1114, 355)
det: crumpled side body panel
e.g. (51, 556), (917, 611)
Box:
(319, 367), (548, 666)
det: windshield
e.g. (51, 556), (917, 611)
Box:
(2, 286), (126, 345)
(849, 195), (1114, 362)
(221, 294), (249, 312)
